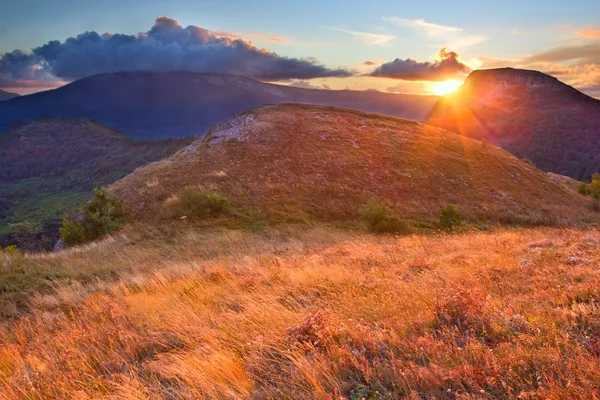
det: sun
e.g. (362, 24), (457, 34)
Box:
(431, 80), (463, 96)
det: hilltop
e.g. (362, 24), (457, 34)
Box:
(426, 67), (600, 181)
(0, 118), (190, 249)
(0, 89), (20, 102)
(111, 103), (597, 228)
(0, 71), (438, 139)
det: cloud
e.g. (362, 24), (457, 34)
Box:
(384, 17), (487, 48)
(289, 80), (332, 90)
(523, 42), (600, 64)
(363, 61), (377, 66)
(0, 16), (352, 88)
(383, 17), (461, 36)
(369, 48), (471, 81)
(576, 27), (600, 39)
(247, 31), (291, 43)
(327, 28), (396, 46)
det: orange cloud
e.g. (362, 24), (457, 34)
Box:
(247, 31), (291, 43)
(577, 27), (600, 39)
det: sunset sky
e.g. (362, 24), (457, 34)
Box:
(1, 0), (599, 97)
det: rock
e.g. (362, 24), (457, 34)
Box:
(54, 240), (65, 252)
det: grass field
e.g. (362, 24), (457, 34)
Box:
(1, 225), (600, 399)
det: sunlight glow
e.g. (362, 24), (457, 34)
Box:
(431, 80), (463, 95)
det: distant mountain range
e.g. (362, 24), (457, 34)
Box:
(0, 72), (439, 140)
(0, 117), (191, 250)
(426, 68), (600, 181)
(0, 89), (20, 102)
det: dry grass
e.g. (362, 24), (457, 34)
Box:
(2, 226), (600, 398)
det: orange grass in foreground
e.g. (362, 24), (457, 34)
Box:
(2, 228), (600, 398)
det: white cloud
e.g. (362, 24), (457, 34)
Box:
(383, 17), (487, 48)
(327, 27), (396, 46)
(383, 17), (462, 36)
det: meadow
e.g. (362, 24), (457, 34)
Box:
(1, 225), (600, 399)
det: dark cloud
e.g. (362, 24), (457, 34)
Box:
(369, 48), (471, 81)
(0, 16), (351, 87)
(363, 61), (377, 66)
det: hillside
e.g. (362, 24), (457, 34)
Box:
(0, 89), (20, 102)
(425, 68), (600, 181)
(111, 103), (597, 228)
(0, 71), (438, 139)
(0, 118), (190, 249)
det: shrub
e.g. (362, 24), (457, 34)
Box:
(579, 183), (592, 196)
(2, 245), (19, 256)
(590, 173), (600, 199)
(174, 187), (228, 219)
(60, 188), (125, 245)
(360, 200), (412, 234)
(439, 204), (462, 231)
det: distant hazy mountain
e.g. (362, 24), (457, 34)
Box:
(0, 117), (190, 250)
(0, 72), (438, 140)
(0, 89), (20, 102)
(426, 68), (600, 181)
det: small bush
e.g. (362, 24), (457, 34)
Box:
(591, 173), (600, 199)
(360, 200), (411, 234)
(591, 200), (600, 213)
(60, 188), (125, 245)
(579, 183), (591, 196)
(2, 245), (19, 256)
(174, 187), (228, 219)
(439, 204), (462, 231)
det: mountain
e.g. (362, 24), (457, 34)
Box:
(425, 68), (600, 181)
(0, 118), (191, 249)
(0, 89), (20, 102)
(0, 71), (438, 140)
(111, 103), (596, 227)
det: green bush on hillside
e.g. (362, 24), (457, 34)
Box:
(578, 173), (600, 199)
(579, 183), (592, 196)
(174, 187), (228, 219)
(60, 188), (125, 245)
(439, 204), (462, 231)
(360, 200), (411, 234)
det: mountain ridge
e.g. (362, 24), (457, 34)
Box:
(425, 68), (600, 180)
(0, 71), (438, 140)
(0, 89), (20, 102)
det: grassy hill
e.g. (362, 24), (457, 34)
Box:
(426, 68), (600, 181)
(0, 118), (191, 249)
(111, 103), (598, 229)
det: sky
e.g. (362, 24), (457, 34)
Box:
(1, 0), (599, 97)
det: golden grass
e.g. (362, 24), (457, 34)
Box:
(2, 226), (600, 398)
